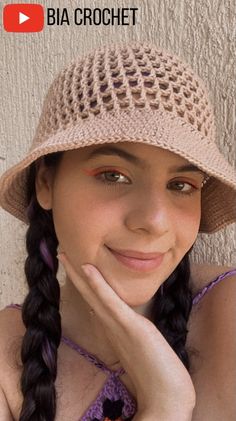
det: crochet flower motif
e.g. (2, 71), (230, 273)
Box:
(91, 397), (134, 420)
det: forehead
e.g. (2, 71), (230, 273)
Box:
(64, 142), (203, 174)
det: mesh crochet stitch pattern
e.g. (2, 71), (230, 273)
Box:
(34, 42), (215, 146)
(0, 41), (236, 233)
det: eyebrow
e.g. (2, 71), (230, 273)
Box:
(86, 145), (205, 174)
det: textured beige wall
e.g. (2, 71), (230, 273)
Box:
(0, 0), (236, 309)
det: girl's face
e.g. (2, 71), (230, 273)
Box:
(36, 142), (205, 307)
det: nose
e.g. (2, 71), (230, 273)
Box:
(124, 186), (172, 236)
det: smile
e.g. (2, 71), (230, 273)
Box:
(106, 246), (166, 273)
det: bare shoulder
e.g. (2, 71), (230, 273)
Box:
(188, 261), (236, 340)
(187, 263), (236, 418)
(0, 307), (25, 417)
(0, 307), (24, 389)
(0, 306), (25, 343)
(189, 261), (236, 324)
(189, 261), (236, 294)
(0, 305), (24, 350)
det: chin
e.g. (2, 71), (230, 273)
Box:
(118, 292), (153, 313)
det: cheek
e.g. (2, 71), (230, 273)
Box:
(175, 200), (201, 247)
(52, 188), (122, 259)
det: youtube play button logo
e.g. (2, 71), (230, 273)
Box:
(3, 4), (44, 32)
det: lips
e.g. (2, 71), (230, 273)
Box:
(106, 246), (165, 260)
(106, 245), (166, 272)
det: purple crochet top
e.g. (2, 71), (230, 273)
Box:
(5, 268), (236, 421)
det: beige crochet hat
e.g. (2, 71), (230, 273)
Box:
(0, 41), (236, 233)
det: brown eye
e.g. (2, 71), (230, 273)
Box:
(168, 181), (198, 195)
(95, 169), (131, 186)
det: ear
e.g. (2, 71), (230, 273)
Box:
(35, 158), (55, 210)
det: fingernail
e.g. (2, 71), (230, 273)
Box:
(81, 264), (93, 276)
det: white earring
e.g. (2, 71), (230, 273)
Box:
(201, 175), (210, 187)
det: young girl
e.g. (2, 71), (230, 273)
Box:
(0, 41), (235, 421)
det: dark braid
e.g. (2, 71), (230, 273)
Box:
(19, 153), (63, 421)
(150, 248), (194, 371)
(18, 151), (195, 420)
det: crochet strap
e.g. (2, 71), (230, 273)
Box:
(60, 334), (125, 376)
(192, 268), (236, 305)
(4, 303), (125, 377)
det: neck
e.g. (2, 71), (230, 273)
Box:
(60, 276), (153, 367)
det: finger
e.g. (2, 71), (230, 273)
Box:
(57, 252), (134, 326)
(58, 253), (97, 298)
(81, 264), (129, 314)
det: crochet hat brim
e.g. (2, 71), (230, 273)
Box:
(0, 108), (236, 233)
